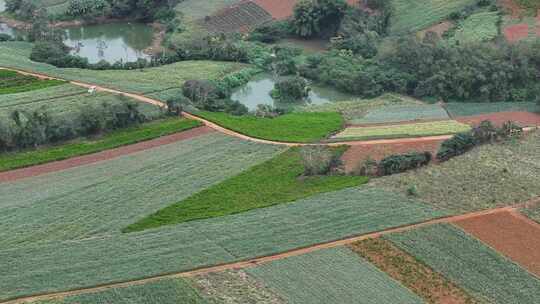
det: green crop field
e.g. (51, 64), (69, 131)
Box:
(125, 148), (367, 232)
(374, 131), (540, 213)
(386, 224), (540, 304)
(332, 120), (470, 141)
(37, 278), (209, 304)
(0, 70), (65, 95)
(448, 11), (500, 44)
(446, 102), (539, 117)
(351, 104), (450, 124)
(196, 111), (345, 143)
(0, 42), (245, 95)
(247, 247), (424, 304)
(390, 0), (478, 34)
(0, 83), (86, 109)
(0, 184), (444, 300)
(522, 204), (540, 224)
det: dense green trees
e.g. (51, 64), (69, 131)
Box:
(292, 0), (348, 38)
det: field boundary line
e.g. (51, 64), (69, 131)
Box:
(3, 198), (538, 304)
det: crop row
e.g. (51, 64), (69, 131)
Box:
(351, 104), (449, 124)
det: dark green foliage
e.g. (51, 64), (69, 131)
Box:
(436, 133), (476, 161)
(30, 41), (70, 63)
(271, 76), (310, 103)
(497, 121), (524, 139)
(300, 145), (345, 176)
(292, 0), (348, 38)
(249, 21), (291, 43)
(471, 120), (498, 144)
(124, 148), (367, 231)
(378, 152), (432, 176)
(181, 79), (248, 115)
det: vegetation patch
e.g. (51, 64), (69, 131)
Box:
(246, 247), (424, 304)
(522, 202), (540, 224)
(124, 148), (366, 232)
(0, 70), (64, 95)
(386, 224), (540, 304)
(445, 101), (539, 117)
(349, 238), (480, 304)
(448, 11), (500, 44)
(38, 278), (209, 304)
(195, 111), (344, 143)
(332, 121), (471, 141)
(0, 118), (201, 172)
(352, 104), (450, 124)
(373, 130), (540, 213)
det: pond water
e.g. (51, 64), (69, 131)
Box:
(0, 0), (5, 13)
(231, 73), (353, 111)
(0, 21), (154, 64)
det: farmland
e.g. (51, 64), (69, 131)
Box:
(351, 104), (450, 124)
(125, 148), (366, 232)
(0, 70), (65, 94)
(445, 101), (539, 117)
(374, 130), (540, 213)
(386, 224), (540, 304)
(246, 247), (424, 304)
(448, 11), (500, 44)
(332, 120), (471, 141)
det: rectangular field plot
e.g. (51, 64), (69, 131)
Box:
(448, 11), (499, 44)
(445, 102), (538, 117)
(386, 224), (540, 304)
(332, 120), (470, 141)
(350, 104), (449, 125)
(0, 186), (444, 300)
(246, 247), (424, 304)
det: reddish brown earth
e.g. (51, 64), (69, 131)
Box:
(0, 126), (214, 183)
(251, 0), (357, 20)
(456, 111), (540, 127)
(455, 211), (540, 277)
(499, 0), (526, 18)
(341, 139), (443, 172)
(504, 23), (530, 42)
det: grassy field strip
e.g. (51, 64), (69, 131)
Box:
(449, 11), (499, 44)
(521, 203), (540, 224)
(0, 84), (87, 109)
(0, 187), (444, 301)
(445, 102), (538, 117)
(246, 247), (424, 304)
(374, 131), (540, 213)
(0, 118), (202, 172)
(351, 104), (449, 125)
(386, 224), (540, 304)
(0, 133), (283, 247)
(332, 120), (471, 141)
(0, 42), (245, 94)
(390, 0), (478, 34)
(0, 70), (65, 95)
(36, 278), (209, 304)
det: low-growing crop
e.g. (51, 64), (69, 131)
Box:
(353, 104), (449, 124)
(448, 11), (499, 44)
(124, 148), (365, 232)
(246, 247), (424, 304)
(445, 102), (538, 117)
(386, 224), (540, 304)
(0, 70), (65, 95)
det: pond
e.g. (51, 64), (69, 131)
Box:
(0, 0), (5, 13)
(231, 73), (353, 111)
(0, 21), (154, 64)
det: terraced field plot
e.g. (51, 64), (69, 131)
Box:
(247, 247), (424, 304)
(374, 131), (540, 213)
(351, 104), (449, 125)
(0, 69), (64, 95)
(0, 42), (245, 95)
(445, 101), (538, 117)
(390, 0), (478, 34)
(202, 1), (272, 33)
(0, 185), (444, 300)
(449, 11), (500, 44)
(332, 120), (470, 141)
(387, 224), (540, 304)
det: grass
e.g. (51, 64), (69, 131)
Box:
(246, 247), (424, 304)
(332, 120), (471, 141)
(0, 42), (246, 94)
(448, 11), (500, 44)
(522, 203), (540, 224)
(0, 69), (65, 95)
(124, 148), (367, 232)
(390, 0), (478, 34)
(373, 131), (540, 213)
(39, 278), (209, 304)
(0, 185), (444, 300)
(195, 111), (344, 143)
(0, 117), (201, 172)
(352, 104), (449, 124)
(445, 101), (539, 117)
(0, 83), (86, 109)
(349, 238), (481, 304)
(386, 224), (540, 304)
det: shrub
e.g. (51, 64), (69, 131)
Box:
(355, 157), (379, 176)
(253, 104), (284, 118)
(498, 121), (523, 139)
(436, 132), (476, 161)
(300, 145), (343, 176)
(271, 76), (310, 103)
(378, 152), (432, 176)
(166, 96), (188, 116)
(30, 41), (69, 63)
(471, 120), (498, 144)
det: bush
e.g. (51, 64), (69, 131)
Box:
(498, 121), (523, 139)
(166, 96), (188, 116)
(271, 76), (310, 103)
(436, 132), (476, 161)
(253, 104), (284, 118)
(355, 157), (379, 176)
(300, 145), (343, 176)
(378, 152), (432, 176)
(471, 120), (498, 144)
(30, 41), (69, 63)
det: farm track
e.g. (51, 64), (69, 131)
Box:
(3, 197), (539, 304)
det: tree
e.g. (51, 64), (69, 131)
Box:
(292, 0), (348, 38)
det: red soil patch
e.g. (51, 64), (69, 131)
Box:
(499, 0), (526, 18)
(251, 0), (298, 20)
(504, 23), (530, 42)
(341, 139), (442, 172)
(0, 126), (214, 183)
(455, 211), (540, 277)
(456, 111), (540, 127)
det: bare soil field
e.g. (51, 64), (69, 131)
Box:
(341, 139), (442, 172)
(455, 211), (540, 277)
(251, 0), (298, 20)
(0, 126), (214, 183)
(456, 111), (540, 127)
(504, 23), (530, 41)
